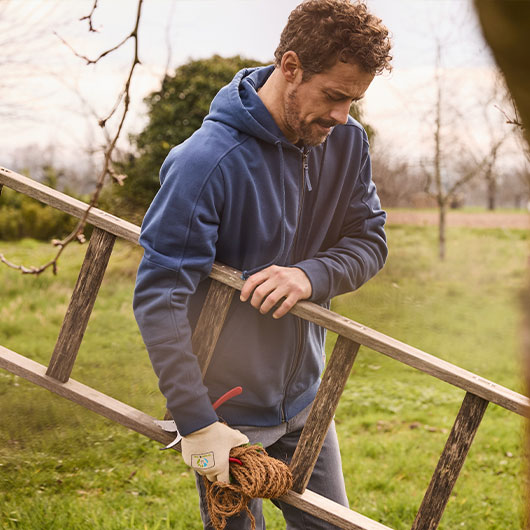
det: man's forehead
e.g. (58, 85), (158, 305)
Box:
(315, 62), (374, 96)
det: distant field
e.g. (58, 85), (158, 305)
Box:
(387, 208), (528, 229)
(0, 222), (528, 529)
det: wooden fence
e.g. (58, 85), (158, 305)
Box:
(1, 165), (528, 530)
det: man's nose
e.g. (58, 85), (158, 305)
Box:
(329, 102), (351, 125)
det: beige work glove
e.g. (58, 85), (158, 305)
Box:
(181, 421), (249, 483)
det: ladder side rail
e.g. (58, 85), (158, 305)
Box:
(212, 263), (530, 418)
(290, 336), (361, 493)
(1, 167), (528, 416)
(281, 489), (393, 530)
(410, 392), (489, 530)
(2, 344), (174, 445)
(290, 301), (529, 418)
(47, 227), (116, 382)
(0, 167), (140, 244)
(0, 343), (394, 530)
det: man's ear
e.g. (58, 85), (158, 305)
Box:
(280, 51), (303, 84)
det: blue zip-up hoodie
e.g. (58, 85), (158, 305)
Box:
(133, 66), (387, 436)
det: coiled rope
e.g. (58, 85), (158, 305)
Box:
(204, 444), (293, 530)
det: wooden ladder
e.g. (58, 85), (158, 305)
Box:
(1, 165), (528, 530)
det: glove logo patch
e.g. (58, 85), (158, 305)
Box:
(192, 451), (215, 469)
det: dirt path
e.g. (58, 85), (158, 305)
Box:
(387, 210), (529, 230)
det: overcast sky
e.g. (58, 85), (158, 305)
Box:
(2, 0), (519, 174)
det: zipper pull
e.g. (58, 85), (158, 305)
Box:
(303, 154), (312, 191)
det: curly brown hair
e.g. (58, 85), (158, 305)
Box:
(274, 0), (392, 78)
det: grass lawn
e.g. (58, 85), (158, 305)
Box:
(0, 223), (528, 529)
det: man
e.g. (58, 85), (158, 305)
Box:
(133, 0), (392, 527)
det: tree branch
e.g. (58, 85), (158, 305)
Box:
(420, 159), (433, 194)
(54, 30), (133, 66)
(1, 0), (144, 275)
(495, 95), (526, 129)
(80, 0), (100, 33)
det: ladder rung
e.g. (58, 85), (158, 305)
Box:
(46, 227), (116, 382)
(193, 280), (236, 377)
(290, 335), (361, 493)
(411, 392), (489, 530)
(164, 279), (235, 421)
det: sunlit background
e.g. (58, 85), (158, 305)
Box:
(1, 3), (529, 528)
(1, 0), (528, 208)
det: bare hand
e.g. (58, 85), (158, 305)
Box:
(240, 265), (312, 319)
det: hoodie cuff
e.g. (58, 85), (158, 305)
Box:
(292, 259), (331, 304)
(169, 394), (219, 437)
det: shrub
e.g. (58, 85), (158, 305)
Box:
(0, 188), (79, 241)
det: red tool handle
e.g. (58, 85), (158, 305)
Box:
(213, 387), (245, 467)
(212, 386), (243, 411)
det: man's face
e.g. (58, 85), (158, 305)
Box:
(283, 60), (374, 146)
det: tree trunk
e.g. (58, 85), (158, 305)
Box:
(438, 200), (446, 261)
(487, 175), (496, 211)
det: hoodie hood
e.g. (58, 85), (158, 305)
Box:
(205, 66), (288, 146)
(205, 65), (299, 278)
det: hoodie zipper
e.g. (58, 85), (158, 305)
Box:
(292, 149), (308, 257)
(281, 148), (309, 422)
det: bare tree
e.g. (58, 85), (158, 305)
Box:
(421, 45), (483, 259)
(421, 43), (516, 259)
(473, 76), (515, 210)
(0, 0), (144, 275)
(371, 151), (424, 208)
(482, 137), (507, 210)
(506, 103), (530, 200)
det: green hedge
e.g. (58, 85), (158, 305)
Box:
(0, 187), (79, 241)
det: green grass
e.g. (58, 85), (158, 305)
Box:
(0, 224), (528, 529)
(386, 206), (529, 214)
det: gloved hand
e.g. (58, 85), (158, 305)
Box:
(181, 421), (249, 483)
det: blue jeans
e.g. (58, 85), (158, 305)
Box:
(195, 405), (349, 529)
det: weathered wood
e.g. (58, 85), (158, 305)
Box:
(1, 167), (529, 417)
(192, 280), (236, 377)
(1, 344), (174, 445)
(209, 261), (245, 290)
(411, 392), (489, 530)
(46, 228), (116, 382)
(0, 167), (521, 530)
(279, 488), (393, 530)
(290, 336), (361, 493)
(1, 344), (393, 529)
(289, 301), (529, 418)
(163, 280), (235, 420)
(0, 167), (140, 244)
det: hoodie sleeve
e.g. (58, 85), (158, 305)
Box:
(133, 150), (224, 436)
(293, 134), (387, 303)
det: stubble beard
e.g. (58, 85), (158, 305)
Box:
(284, 88), (334, 147)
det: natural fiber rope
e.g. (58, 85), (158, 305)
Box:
(204, 444), (293, 530)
